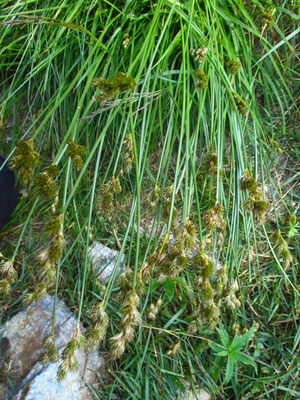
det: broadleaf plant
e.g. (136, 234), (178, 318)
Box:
(209, 325), (257, 384)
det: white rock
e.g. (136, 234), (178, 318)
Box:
(88, 241), (125, 281)
(1, 295), (104, 400)
(16, 349), (101, 400)
(181, 388), (211, 400)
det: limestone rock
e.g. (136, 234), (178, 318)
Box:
(181, 387), (211, 400)
(88, 241), (125, 281)
(1, 295), (104, 399)
(16, 349), (101, 400)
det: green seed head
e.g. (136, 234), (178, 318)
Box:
(240, 170), (257, 192)
(35, 172), (58, 200)
(201, 279), (214, 300)
(227, 60), (241, 74)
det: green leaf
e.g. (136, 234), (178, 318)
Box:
(211, 356), (225, 383)
(216, 350), (228, 357)
(208, 342), (225, 354)
(236, 352), (258, 373)
(216, 326), (230, 347)
(150, 279), (159, 293)
(231, 325), (254, 351)
(163, 278), (175, 300)
(224, 357), (234, 384)
(228, 350), (237, 364)
(172, 276), (186, 286)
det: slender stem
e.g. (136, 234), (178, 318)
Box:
(130, 102), (140, 290)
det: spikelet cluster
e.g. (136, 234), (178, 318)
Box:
(190, 256), (240, 334)
(0, 259), (17, 282)
(227, 60), (241, 74)
(0, 278), (10, 295)
(233, 93), (247, 116)
(195, 69), (208, 89)
(240, 170), (257, 192)
(67, 139), (86, 171)
(203, 148), (218, 175)
(270, 138), (283, 154)
(215, 264), (228, 297)
(146, 186), (196, 285)
(224, 280), (241, 309)
(215, 264), (240, 309)
(92, 72), (136, 104)
(39, 214), (65, 284)
(240, 170), (268, 223)
(147, 217), (197, 284)
(96, 175), (122, 215)
(41, 334), (59, 365)
(175, 218), (198, 252)
(231, 321), (259, 337)
(35, 168), (58, 200)
(160, 247), (187, 283)
(166, 341), (181, 356)
(274, 231), (293, 269)
(45, 165), (60, 178)
(116, 268), (144, 303)
(121, 133), (134, 175)
(147, 297), (162, 321)
(142, 183), (241, 338)
(260, 8), (274, 30)
(147, 183), (161, 213)
(0, 259), (17, 295)
(23, 283), (48, 304)
(122, 33), (131, 49)
(191, 47), (208, 63)
(110, 289), (141, 359)
(161, 185), (178, 226)
(108, 269), (144, 359)
(57, 330), (85, 380)
(10, 139), (40, 184)
(85, 300), (109, 350)
(189, 249), (220, 332)
(23, 214), (65, 304)
(205, 201), (226, 237)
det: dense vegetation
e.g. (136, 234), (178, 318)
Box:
(0, 0), (299, 398)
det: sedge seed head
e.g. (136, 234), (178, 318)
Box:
(201, 279), (214, 300)
(202, 260), (214, 279)
(48, 233), (65, 262)
(92, 72), (135, 104)
(194, 46), (208, 63)
(10, 139), (40, 184)
(35, 172), (58, 200)
(44, 165), (60, 178)
(166, 341), (181, 356)
(109, 331), (126, 359)
(195, 69), (208, 89)
(233, 94), (247, 116)
(240, 170), (257, 192)
(0, 278), (10, 295)
(62, 338), (77, 360)
(0, 260), (17, 283)
(227, 60), (241, 74)
(45, 214), (63, 236)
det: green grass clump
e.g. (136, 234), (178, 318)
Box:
(0, 0), (299, 398)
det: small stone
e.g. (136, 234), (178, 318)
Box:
(182, 388), (211, 400)
(16, 350), (102, 400)
(88, 241), (125, 281)
(1, 295), (105, 399)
